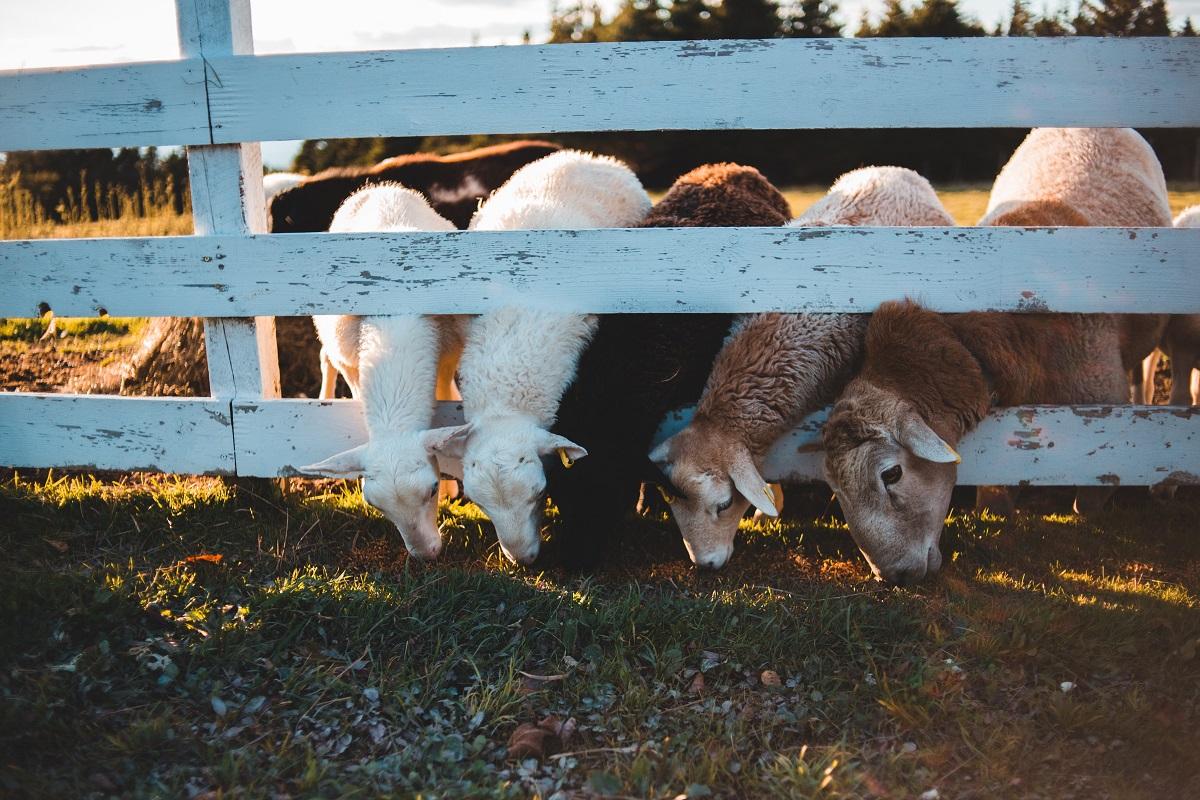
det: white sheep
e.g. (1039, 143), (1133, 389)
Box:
(301, 183), (462, 560)
(423, 151), (652, 565)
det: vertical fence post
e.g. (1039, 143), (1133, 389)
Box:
(175, 0), (281, 420)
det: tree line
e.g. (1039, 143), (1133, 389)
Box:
(3, 0), (1196, 223)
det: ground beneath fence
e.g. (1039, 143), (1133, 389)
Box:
(1, 472), (1197, 799)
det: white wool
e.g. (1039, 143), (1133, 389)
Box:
(451, 150), (651, 565)
(306, 184), (459, 560)
(1175, 205), (1200, 228)
(790, 166), (954, 228)
(262, 171), (305, 202)
(980, 128), (1171, 227)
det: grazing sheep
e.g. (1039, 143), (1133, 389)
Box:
(651, 167), (953, 569)
(300, 184), (462, 561)
(268, 140), (560, 232)
(547, 163), (792, 569)
(423, 151), (652, 565)
(1141, 206), (1200, 405)
(262, 172), (306, 203)
(822, 128), (1171, 585)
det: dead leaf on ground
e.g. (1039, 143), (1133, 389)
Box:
(689, 672), (706, 694)
(506, 714), (575, 761)
(44, 538), (69, 553)
(760, 669), (782, 687)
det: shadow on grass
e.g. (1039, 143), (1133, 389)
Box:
(1, 471), (1198, 798)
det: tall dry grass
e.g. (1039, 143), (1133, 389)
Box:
(0, 173), (193, 239)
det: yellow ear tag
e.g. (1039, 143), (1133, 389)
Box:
(558, 448), (575, 469)
(656, 485), (676, 505)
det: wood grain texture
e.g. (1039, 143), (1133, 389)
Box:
(0, 394), (235, 474)
(3, 38), (1196, 151)
(205, 38), (1199, 139)
(176, 0), (281, 401)
(232, 399), (1199, 486)
(4, 226), (1197, 317)
(0, 59), (209, 151)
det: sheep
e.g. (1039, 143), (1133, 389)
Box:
(262, 171), (306, 203)
(300, 183), (462, 561)
(422, 151), (652, 565)
(821, 128), (1172, 585)
(546, 163), (793, 570)
(268, 140), (561, 233)
(650, 166), (953, 569)
(1141, 205), (1200, 406)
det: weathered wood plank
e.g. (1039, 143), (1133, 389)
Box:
(0, 394), (235, 474)
(0, 59), (209, 151)
(4, 226), (1197, 317)
(233, 399), (1199, 486)
(3, 38), (1195, 152)
(176, 0), (281, 402)
(206, 38), (1200, 141)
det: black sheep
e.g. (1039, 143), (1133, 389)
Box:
(268, 140), (560, 232)
(547, 163), (792, 569)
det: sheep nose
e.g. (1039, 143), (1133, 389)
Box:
(695, 553), (728, 571)
(411, 539), (443, 561)
(885, 564), (927, 587)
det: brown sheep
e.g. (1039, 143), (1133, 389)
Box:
(822, 128), (1171, 586)
(650, 166), (953, 569)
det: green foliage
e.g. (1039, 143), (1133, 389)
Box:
(1073, 0), (1172, 35)
(857, 0), (986, 36)
(548, 0), (841, 43)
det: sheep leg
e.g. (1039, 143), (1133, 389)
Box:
(318, 348), (339, 400)
(1167, 340), (1199, 406)
(1191, 366), (1199, 406)
(435, 348), (462, 502)
(1140, 350), (1161, 404)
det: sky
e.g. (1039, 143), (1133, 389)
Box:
(3, 0), (1198, 167)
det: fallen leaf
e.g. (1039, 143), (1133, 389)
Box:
(506, 716), (567, 761)
(586, 770), (622, 796)
(44, 538), (68, 553)
(760, 670), (782, 687)
(689, 672), (706, 694)
(186, 553), (223, 565)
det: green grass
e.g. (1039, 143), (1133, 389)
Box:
(2, 473), (1198, 798)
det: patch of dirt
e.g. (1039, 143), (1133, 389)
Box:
(0, 346), (119, 393)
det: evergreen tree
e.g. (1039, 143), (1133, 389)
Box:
(780, 0), (843, 36)
(1073, 0), (1171, 35)
(861, 0), (911, 35)
(1182, 17), (1197, 34)
(716, 0), (784, 37)
(906, 0), (987, 35)
(1006, 0), (1035, 34)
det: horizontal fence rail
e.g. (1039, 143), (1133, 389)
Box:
(191, 399), (1200, 485)
(3, 38), (1199, 151)
(0, 395), (235, 474)
(6, 395), (1191, 486)
(5, 226), (1199, 317)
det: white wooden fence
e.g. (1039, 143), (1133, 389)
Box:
(1, 0), (1198, 487)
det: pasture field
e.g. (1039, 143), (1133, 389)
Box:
(1, 472), (1198, 798)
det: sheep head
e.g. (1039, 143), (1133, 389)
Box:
(649, 422), (776, 570)
(425, 416), (586, 566)
(821, 379), (959, 586)
(301, 432), (446, 561)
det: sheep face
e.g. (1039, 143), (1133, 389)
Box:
(302, 434), (444, 561)
(821, 381), (957, 586)
(426, 417), (586, 566)
(649, 425), (776, 570)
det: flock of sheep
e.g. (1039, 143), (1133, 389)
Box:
(265, 127), (1199, 585)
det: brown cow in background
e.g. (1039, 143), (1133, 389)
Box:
(268, 140), (561, 232)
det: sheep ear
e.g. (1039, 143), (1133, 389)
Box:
(300, 444), (368, 478)
(730, 448), (778, 518)
(421, 424), (472, 459)
(897, 412), (960, 464)
(648, 438), (672, 469)
(537, 431), (587, 462)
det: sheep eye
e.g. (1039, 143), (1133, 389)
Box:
(881, 465), (903, 486)
(716, 497), (733, 513)
(429, 483), (439, 499)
